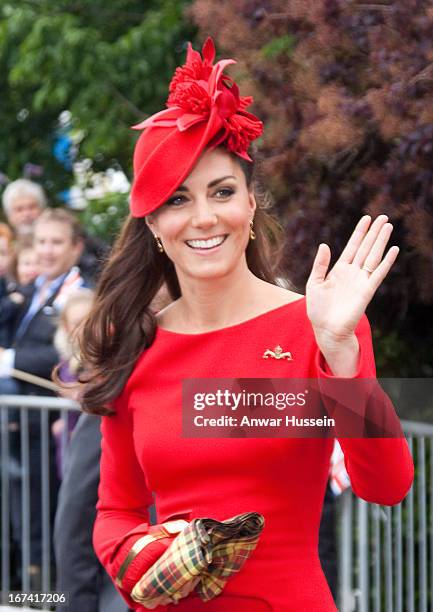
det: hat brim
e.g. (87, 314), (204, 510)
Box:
(130, 107), (224, 217)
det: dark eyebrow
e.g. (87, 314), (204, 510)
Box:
(175, 175), (237, 192)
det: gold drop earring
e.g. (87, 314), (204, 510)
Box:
(249, 220), (256, 240)
(154, 234), (164, 253)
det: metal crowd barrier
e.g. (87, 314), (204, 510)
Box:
(338, 420), (433, 611)
(0, 396), (79, 610)
(0, 396), (431, 610)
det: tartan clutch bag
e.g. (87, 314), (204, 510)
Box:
(131, 511), (265, 606)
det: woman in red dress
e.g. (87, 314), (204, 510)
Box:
(80, 38), (413, 611)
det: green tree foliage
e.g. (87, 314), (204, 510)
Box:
(80, 192), (129, 243)
(190, 0), (433, 376)
(0, 0), (195, 198)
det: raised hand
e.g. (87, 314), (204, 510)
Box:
(306, 214), (398, 347)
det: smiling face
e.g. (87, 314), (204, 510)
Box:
(33, 220), (83, 281)
(145, 148), (256, 283)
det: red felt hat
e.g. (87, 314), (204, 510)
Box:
(129, 37), (263, 217)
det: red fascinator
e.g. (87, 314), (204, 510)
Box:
(130, 37), (263, 217)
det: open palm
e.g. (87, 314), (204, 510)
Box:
(306, 215), (399, 341)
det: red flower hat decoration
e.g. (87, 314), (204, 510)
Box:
(130, 38), (263, 217)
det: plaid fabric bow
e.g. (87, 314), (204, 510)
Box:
(131, 511), (265, 606)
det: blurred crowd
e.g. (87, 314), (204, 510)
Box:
(0, 178), (118, 607)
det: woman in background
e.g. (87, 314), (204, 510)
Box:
(51, 288), (94, 479)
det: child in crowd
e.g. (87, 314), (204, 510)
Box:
(0, 234), (39, 350)
(51, 289), (94, 479)
(12, 241), (39, 287)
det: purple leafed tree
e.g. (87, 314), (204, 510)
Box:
(190, 0), (433, 376)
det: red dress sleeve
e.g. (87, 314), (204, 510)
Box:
(93, 390), (172, 609)
(315, 314), (414, 506)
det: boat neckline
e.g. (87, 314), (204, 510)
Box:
(156, 295), (306, 337)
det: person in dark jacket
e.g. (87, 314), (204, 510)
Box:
(0, 277), (20, 353)
(0, 208), (85, 587)
(54, 413), (129, 612)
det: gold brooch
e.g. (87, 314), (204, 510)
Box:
(263, 345), (293, 360)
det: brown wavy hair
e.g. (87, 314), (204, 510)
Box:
(79, 152), (288, 415)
